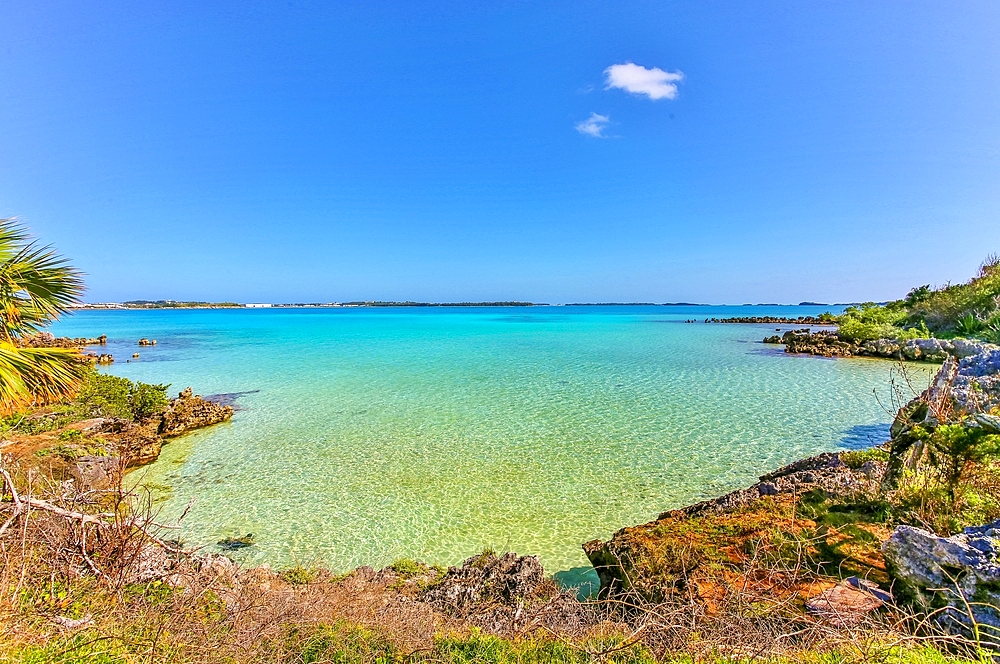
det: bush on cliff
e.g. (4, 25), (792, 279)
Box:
(75, 371), (170, 422)
(907, 255), (1000, 337)
(832, 255), (1000, 342)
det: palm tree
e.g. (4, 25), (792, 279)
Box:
(0, 219), (87, 414)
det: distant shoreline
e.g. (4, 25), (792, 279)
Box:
(74, 301), (858, 310)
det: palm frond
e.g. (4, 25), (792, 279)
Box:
(0, 221), (31, 264)
(0, 219), (85, 339)
(0, 343), (88, 415)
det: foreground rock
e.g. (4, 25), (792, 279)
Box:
(883, 521), (1000, 634)
(805, 577), (890, 627)
(158, 387), (234, 437)
(766, 329), (995, 362)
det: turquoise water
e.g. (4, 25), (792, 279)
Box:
(51, 306), (923, 580)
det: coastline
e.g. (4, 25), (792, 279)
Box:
(5, 330), (1000, 661)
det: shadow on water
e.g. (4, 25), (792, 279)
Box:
(552, 566), (601, 600)
(204, 390), (261, 410)
(839, 423), (890, 450)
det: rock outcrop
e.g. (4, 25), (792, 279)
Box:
(158, 388), (234, 437)
(82, 389), (234, 467)
(14, 332), (106, 348)
(583, 453), (878, 601)
(663, 452), (865, 520)
(421, 551), (589, 633)
(883, 521), (1000, 634)
(883, 350), (1000, 489)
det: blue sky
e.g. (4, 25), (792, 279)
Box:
(1, 1), (998, 304)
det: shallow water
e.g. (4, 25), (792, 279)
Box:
(52, 306), (927, 581)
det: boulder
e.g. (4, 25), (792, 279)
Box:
(952, 348), (1000, 413)
(883, 521), (1000, 633)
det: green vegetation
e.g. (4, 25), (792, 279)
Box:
(831, 255), (1000, 342)
(74, 372), (169, 422)
(0, 219), (87, 414)
(280, 564), (319, 585)
(840, 446), (890, 469)
(2, 625), (967, 664)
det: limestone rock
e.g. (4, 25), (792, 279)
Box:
(158, 388), (234, 437)
(420, 551), (589, 633)
(422, 552), (548, 617)
(883, 521), (1000, 633)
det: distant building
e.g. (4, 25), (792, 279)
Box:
(245, 303), (272, 308)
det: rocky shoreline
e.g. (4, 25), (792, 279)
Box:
(706, 315), (834, 325)
(764, 328), (996, 362)
(582, 346), (1000, 634)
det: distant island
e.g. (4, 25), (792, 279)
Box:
(75, 300), (548, 309)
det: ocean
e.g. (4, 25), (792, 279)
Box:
(51, 306), (925, 585)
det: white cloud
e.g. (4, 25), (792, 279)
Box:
(604, 63), (683, 100)
(575, 112), (610, 137)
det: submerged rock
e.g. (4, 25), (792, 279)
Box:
(218, 533), (255, 550)
(883, 521), (1000, 634)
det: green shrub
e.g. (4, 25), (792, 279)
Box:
(75, 373), (132, 419)
(841, 446), (889, 469)
(129, 381), (170, 420)
(926, 423), (1000, 504)
(831, 256), (1000, 341)
(75, 371), (170, 422)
